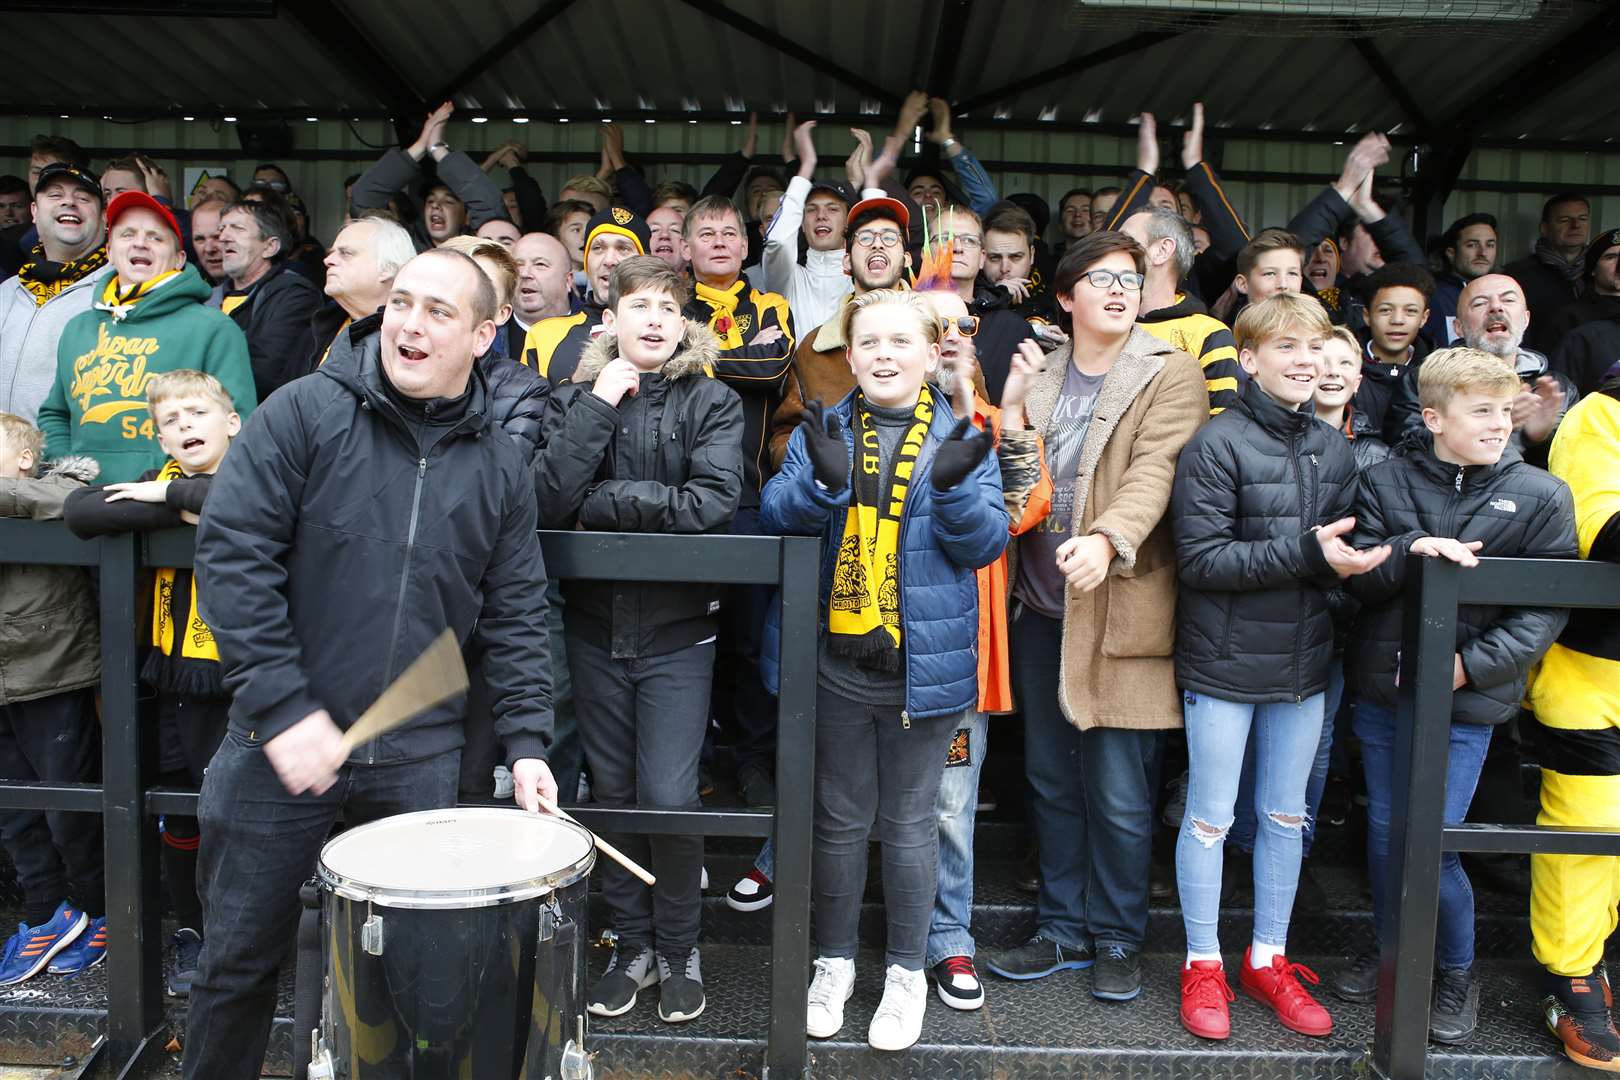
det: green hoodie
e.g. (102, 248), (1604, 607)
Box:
(38, 264), (258, 483)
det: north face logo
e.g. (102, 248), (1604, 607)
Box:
(1490, 498), (1518, 513)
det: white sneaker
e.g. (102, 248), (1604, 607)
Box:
(868, 964), (927, 1052)
(806, 956), (856, 1038)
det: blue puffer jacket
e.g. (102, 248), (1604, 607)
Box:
(760, 384), (1010, 720)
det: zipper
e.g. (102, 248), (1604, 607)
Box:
(376, 455), (428, 765)
(1289, 431), (1306, 699)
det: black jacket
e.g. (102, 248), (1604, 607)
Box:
(1540, 291), (1620, 357)
(1172, 381), (1357, 703)
(534, 322), (744, 659)
(1552, 308), (1620, 397)
(966, 275), (1037, 405)
(229, 262), (324, 403)
(1349, 329), (1434, 442)
(193, 330), (553, 768)
(1505, 252), (1580, 353)
(1348, 436), (1578, 725)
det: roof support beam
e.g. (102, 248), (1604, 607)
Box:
(1351, 35), (1433, 140)
(954, 30), (1181, 116)
(279, 0), (423, 144)
(671, 0), (900, 106)
(925, 0), (976, 101)
(430, 0), (578, 105)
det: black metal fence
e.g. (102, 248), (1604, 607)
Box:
(0, 520), (820, 1080)
(1374, 555), (1620, 1080)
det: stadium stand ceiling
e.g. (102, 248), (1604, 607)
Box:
(2, 0), (1617, 153)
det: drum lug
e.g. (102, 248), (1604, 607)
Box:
(559, 1014), (594, 1080)
(362, 911), (385, 956)
(307, 1029), (335, 1080)
(538, 895), (562, 942)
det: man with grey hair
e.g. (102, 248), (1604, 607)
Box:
(309, 215), (417, 371)
(1119, 205), (1243, 414)
(1386, 273), (1577, 454)
(219, 198), (322, 401)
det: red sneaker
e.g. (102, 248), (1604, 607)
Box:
(1239, 948), (1333, 1037)
(1181, 960), (1235, 1040)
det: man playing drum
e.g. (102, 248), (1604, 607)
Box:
(183, 248), (557, 1079)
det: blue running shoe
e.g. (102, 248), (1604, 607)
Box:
(48, 915), (107, 976)
(0, 902), (87, 986)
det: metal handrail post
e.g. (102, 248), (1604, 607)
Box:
(764, 535), (818, 1079)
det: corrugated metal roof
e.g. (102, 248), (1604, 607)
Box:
(0, 0), (1612, 144)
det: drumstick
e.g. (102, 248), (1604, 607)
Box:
(536, 794), (657, 887)
(338, 629), (470, 754)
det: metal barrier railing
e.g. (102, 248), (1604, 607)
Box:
(1375, 555), (1620, 1079)
(0, 520), (820, 1079)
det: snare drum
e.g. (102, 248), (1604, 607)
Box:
(308, 807), (596, 1080)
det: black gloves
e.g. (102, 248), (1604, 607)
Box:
(931, 417), (992, 491)
(800, 401), (849, 491)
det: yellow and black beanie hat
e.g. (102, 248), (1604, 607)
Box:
(584, 206), (651, 275)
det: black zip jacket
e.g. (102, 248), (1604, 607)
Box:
(1172, 381), (1357, 703)
(966, 275), (1038, 405)
(1349, 328), (1433, 442)
(534, 322), (743, 659)
(1348, 435), (1578, 724)
(228, 261), (324, 403)
(1553, 312), (1620, 397)
(193, 331), (553, 767)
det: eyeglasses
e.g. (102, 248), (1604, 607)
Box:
(940, 315), (980, 337)
(1081, 269), (1144, 291)
(951, 234), (983, 250)
(853, 228), (904, 249)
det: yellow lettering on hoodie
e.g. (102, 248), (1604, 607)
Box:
(70, 322), (161, 424)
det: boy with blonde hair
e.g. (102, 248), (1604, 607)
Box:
(65, 369), (242, 997)
(0, 412), (105, 986)
(1331, 347), (1579, 1043)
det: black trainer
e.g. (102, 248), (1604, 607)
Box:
(1329, 949), (1380, 1003)
(588, 943), (656, 1017)
(1430, 966), (1479, 1044)
(1092, 945), (1142, 1002)
(984, 935), (1094, 981)
(657, 948), (706, 1023)
(737, 764), (776, 808)
(167, 928), (203, 998)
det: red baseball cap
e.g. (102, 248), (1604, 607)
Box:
(845, 196), (910, 248)
(106, 190), (184, 247)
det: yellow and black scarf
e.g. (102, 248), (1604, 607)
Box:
(827, 392), (933, 670)
(98, 267), (181, 322)
(16, 243), (107, 307)
(142, 460), (224, 697)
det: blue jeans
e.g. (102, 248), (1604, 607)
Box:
(1016, 611), (1159, 952)
(1355, 701), (1491, 970)
(928, 710), (988, 967)
(1229, 662), (1344, 856)
(1177, 691), (1324, 956)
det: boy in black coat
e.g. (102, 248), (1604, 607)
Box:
(1330, 347), (1578, 1042)
(534, 256), (743, 1025)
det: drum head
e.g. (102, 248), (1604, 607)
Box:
(317, 807), (595, 907)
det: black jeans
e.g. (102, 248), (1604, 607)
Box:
(719, 508), (778, 775)
(0, 689), (104, 924)
(181, 734), (460, 1080)
(1014, 610), (1159, 952)
(814, 683), (957, 970)
(571, 635), (711, 958)
(156, 692), (230, 932)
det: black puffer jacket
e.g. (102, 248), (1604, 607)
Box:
(533, 321), (744, 659)
(1348, 435), (1578, 725)
(1172, 381), (1357, 703)
(967, 274), (1038, 405)
(194, 330), (553, 767)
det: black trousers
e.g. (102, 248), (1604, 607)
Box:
(156, 692), (230, 932)
(181, 734), (460, 1080)
(571, 635), (711, 958)
(0, 689), (104, 924)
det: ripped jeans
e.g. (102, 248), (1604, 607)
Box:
(1176, 690), (1325, 956)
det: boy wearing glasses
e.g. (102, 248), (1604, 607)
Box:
(986, 232), (1209, 1005)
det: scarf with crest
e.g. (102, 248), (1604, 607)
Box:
(826, 392), (933, 670)
(15, 243), (107, 306)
